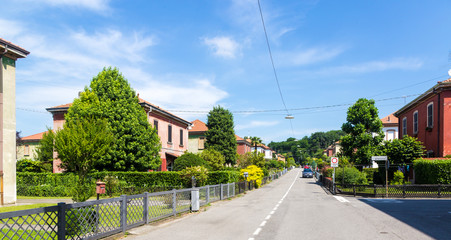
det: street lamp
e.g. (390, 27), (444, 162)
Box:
(285, 115), (294, 119)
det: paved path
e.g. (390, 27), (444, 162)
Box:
(126, 168), (451, 240)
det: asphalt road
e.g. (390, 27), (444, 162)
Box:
(126, 168), (451, 240)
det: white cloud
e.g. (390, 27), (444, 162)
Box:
(279, 46), (345, 66)
(203, 36), (240, 59)
(321, 58), (423, 74)
(40, 0), (110, 12)
(235, 120), (279, 130)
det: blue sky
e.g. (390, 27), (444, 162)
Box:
(2, 0), (451, 144)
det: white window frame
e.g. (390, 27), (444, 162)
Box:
(402, 117), (407, 136)
(427, 102), (433, 128)
(413, 111), (418, 134)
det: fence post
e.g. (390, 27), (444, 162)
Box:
(402, 185), (406, 198)
(333, 183), (336, 195)
(144, 192), (149, 224)
(374, 185), (377, 197)
(220, 184), (224, 200)
(227, 183), (230, 198)
(191, 188), (199, 211)
(206, 186), (210, 203)
(353, 185), (356, 197)
(438, 184), (441, 198)
(57, 202), (66, 240)
(172, 189), (177, 216)
(121, 195), (127, 233)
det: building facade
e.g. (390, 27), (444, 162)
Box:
(0, 39), (29, 204)
(381, 113), (398, 141)
(46, 98), (191, 172)
(394, 78), (451, 157)
(187, 119), (207, 154)
(17, 131), (48, 161)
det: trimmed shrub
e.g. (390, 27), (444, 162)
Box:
(414, 159), (451, 184)
(173, 153), (207, 171)
(207, 171), (240, 185)
(390, 171), (405, 185)
(362, 168), (378, 184)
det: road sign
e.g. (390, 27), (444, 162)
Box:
(331, 157), (339, 168)
(372, 156), (387, 161)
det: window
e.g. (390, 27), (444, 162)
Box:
(168, 125), (172, 143)
(402, 117), (407, 136)
(427, 102), (433, 128)
(154, 120), (158, 134)
(198, 137), (205, 150)
(413, 111), (418, 134)
(386, 130), (395, 141)
(180, 129), (183, 146)
(24, 145), (30, 156)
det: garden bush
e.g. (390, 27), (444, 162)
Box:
(173, 153), (208, 171)
(335, 167), (368, 185)
(362, 168), (378, 184)
(414, 158), (451, 184)
(179, 166), (209, 187)
(240, 165), (264, 188)
(390, 170), (405, 185)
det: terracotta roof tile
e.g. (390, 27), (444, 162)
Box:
(440, 77), (451, 83)
(381, 113), (398, 124)
(190, 119), (208, 132)
(22, 131), (49, 141)
(235, 135), (244, 141)
(0, 38), (30, 55)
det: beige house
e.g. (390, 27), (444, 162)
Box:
(0, 38), (29, 204)
(17, 131), (48, 161)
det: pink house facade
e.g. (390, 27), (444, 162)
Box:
(46, 98), (191, 172)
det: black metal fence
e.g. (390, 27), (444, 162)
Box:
(1, 169), (290, 239)
(317, 174), (451, 198)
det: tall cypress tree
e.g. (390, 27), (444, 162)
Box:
(65, 67), (161, 171)
(205, 106), (237, 165)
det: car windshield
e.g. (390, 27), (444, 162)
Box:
(304, 169), (312, 172)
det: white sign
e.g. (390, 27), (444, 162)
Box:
(371, 156), (387, 161)
(331, 157), (339, 167)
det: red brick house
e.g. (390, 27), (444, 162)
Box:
(394, 78), (451, 157)
(46, 98), (192, 172)
(236, 135), (252, 155)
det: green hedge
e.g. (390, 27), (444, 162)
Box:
(207, 171), (240, 185)
(413, 159), (451, 184)
(17, 170), (240, 197)
(362, 168), (378, 184)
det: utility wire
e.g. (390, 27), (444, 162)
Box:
(257, 0), (289, 114)
(257, 0), (295, 136)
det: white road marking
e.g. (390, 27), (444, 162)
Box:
(248, 169), (301, 239)
(334, 196), (350, 203)
(253, 228), (262, 235)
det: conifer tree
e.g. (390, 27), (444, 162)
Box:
(205, 106), (237, 165)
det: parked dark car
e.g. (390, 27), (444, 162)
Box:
(302, 168), (313, 178)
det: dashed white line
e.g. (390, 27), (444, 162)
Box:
(253, 228), (262, 235)
(248, 169), (301, 239)
(334, 196), (350, 203)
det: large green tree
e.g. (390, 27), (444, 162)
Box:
(382, 136), (424, 165)
(65, 67), (161, 171)
(55, 117), (114, 202)
(340, 98), (384, 165)
(205, 106), (237, 165)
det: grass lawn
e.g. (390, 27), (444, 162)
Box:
(1, 228), (56, 240)
(0, 204), (56, 213)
